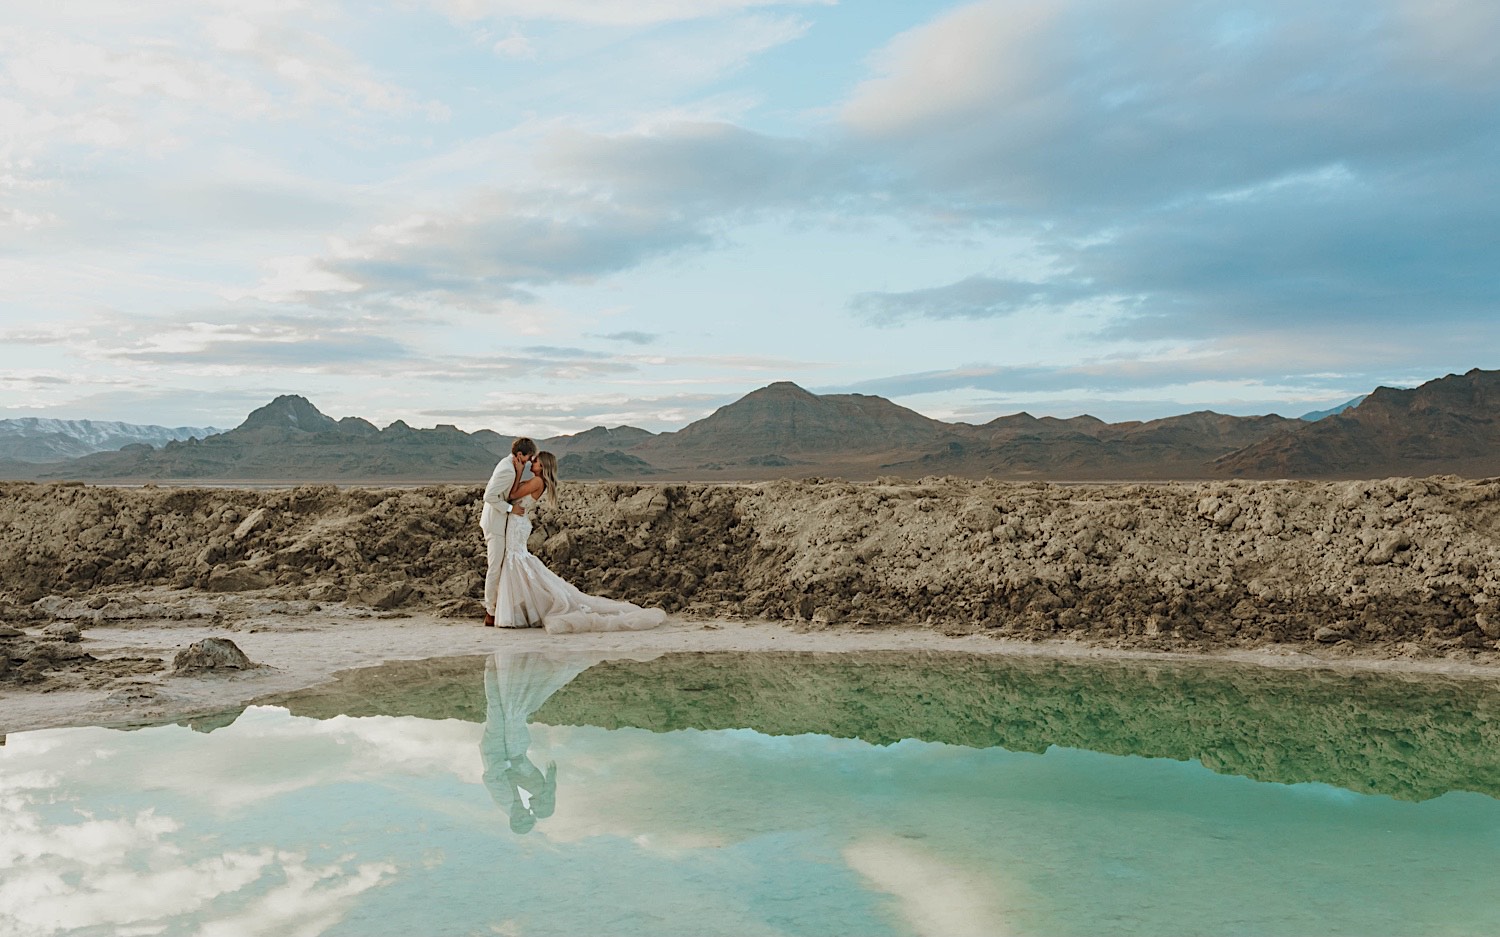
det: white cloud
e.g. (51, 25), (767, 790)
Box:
(0, 1), (439, 168)
(492, 32), (536, 58)
(836, 0), (1500, 220)
(229, 255), (364, 302)
(0, 754), (392, 937)
(0, 207), (49, 230)
(429, 0), (834, 27)
(0, 831), (389, 937)
(844, 836), (1016, 937)
(851, 275), (1096, 326)
(193, 857), (396, 937)
(1, 848), (271, 934)
(841, 0), (1065, 137)
(420, 387), (737, 434)
(0, 321), (89, 345)
(0, 34), (271, 150)
(235, 181), (716, 306)
(1393, 0), (1500, 81)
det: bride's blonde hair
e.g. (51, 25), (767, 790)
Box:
(534, 451), (559, 506)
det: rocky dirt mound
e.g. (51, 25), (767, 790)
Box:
(3, 475), (1500, 656)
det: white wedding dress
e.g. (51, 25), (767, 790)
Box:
(493, 494), (668, 633)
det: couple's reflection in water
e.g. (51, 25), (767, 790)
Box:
(480, 652), (591, 834)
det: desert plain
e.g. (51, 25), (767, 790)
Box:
(4, 471), (1500, 734)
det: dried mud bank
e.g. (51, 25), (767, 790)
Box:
(3, 475), (1500, 675)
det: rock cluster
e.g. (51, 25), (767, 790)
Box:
(173, 637), (257, 673)
(0, 624), (97, 684)
(2, 475), (1499, 654)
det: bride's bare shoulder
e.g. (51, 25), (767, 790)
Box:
(515, 476), (545, 498)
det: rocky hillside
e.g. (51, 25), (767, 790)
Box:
(4, 475), (1500, 659)
(543, 425), (655, 454)
(887, 411), (1303, 479)
(558, 450), (658, 477)
(1216, 369), (1500, 478)
(636, 381), (957, 459)
(0, 417), (222, 463)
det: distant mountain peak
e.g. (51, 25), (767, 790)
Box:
(750, 381), (816, 399)
(1299, 395), (1368, 422)
(643, 381), (950, 455)
(237, 395), (340, 433)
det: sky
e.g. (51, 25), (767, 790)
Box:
(1, 0), (1496, 435)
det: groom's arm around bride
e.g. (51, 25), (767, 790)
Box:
(481, 436), (537, 626)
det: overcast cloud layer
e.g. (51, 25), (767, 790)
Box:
(1, 0), (1495, 433)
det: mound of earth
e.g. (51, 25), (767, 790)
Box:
(3, 475), (1499, 659)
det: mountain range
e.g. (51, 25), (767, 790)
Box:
(0, 418), (222, 463)
(11, 395), (663, 482)
(1216, 369), (1500, 478)
(4, 368), (1498, 482)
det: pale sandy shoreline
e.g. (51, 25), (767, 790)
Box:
(5, 612), (1500, 738)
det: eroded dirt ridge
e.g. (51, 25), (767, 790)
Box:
(2, 476), (1499, 653)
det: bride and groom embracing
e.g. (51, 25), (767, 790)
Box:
(481, 436), (666, 634)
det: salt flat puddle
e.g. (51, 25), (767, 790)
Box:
(3, 651), (1500, 937)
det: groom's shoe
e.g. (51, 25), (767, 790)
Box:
(483, 612), (495, 627)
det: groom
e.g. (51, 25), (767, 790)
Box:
(481, 436), (538, 626)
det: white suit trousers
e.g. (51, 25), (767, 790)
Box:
(484, 515), (509, 615)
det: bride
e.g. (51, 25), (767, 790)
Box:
(492, 451), (667, 633)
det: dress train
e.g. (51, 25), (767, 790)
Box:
(493, 496), (667, 634)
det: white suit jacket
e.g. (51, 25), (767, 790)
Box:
(481, 456), (520, 537)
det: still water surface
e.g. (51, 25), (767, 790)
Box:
(3, 651), (1499, 936)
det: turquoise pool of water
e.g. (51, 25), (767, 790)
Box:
(3, 651), (1499, 936)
